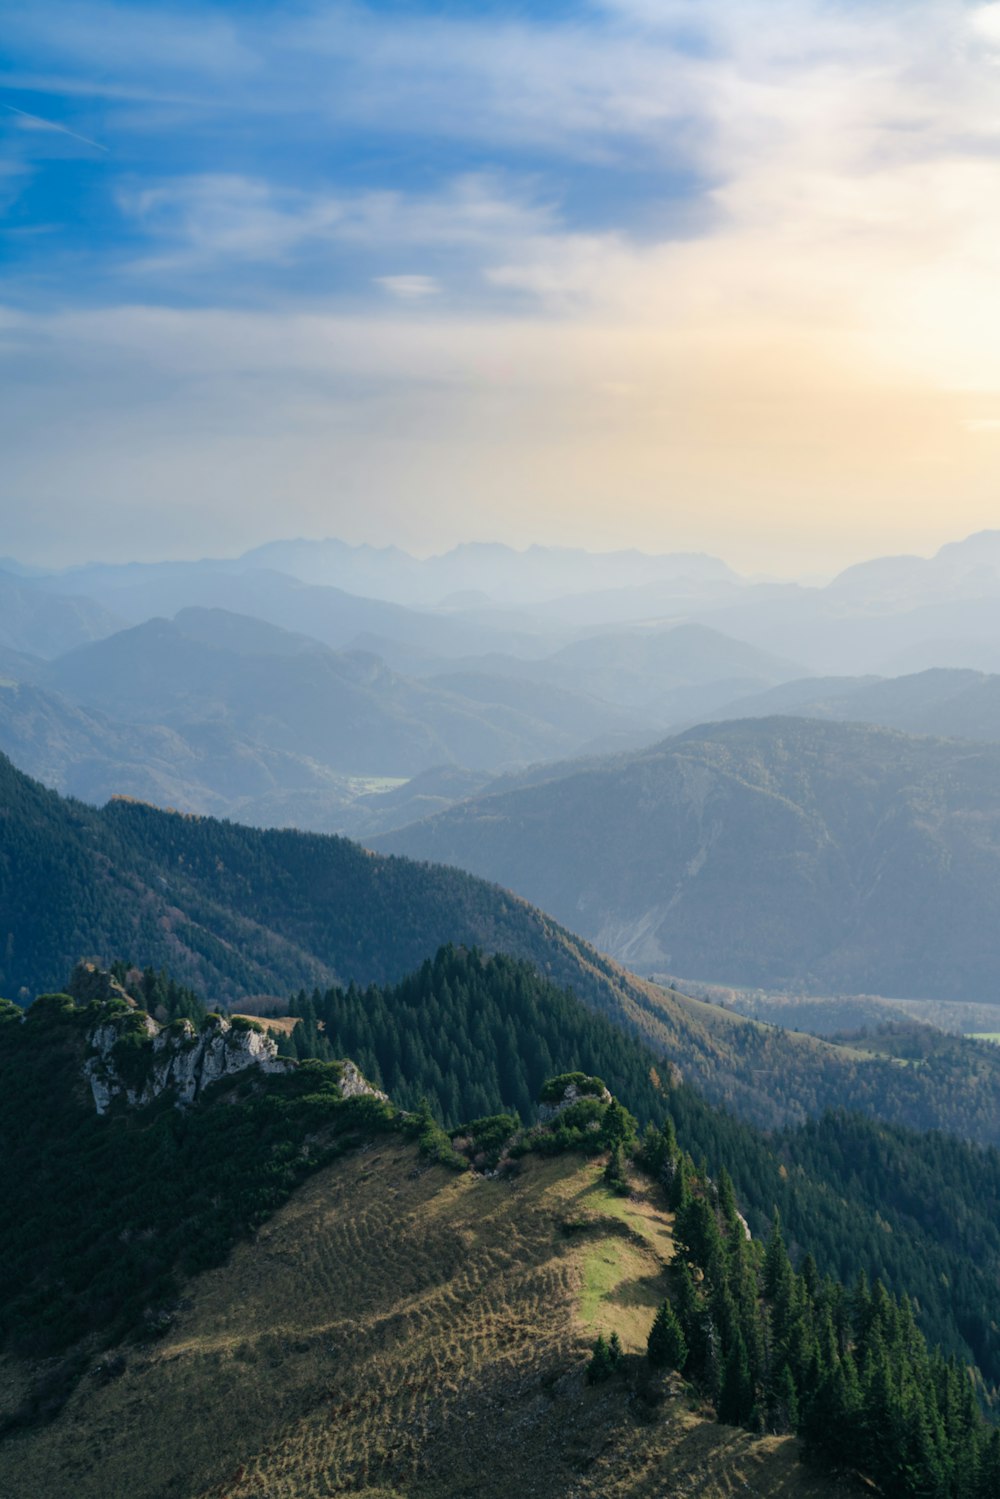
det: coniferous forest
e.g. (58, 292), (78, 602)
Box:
(636, 1124), (1000, 1498)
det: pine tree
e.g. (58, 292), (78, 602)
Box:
(587, 1333), (616, 1384)
(640, 1120), (666, 1177)
(763, 1212), (793, 1302)
(718, 1332), (753, 1427)
(978, 1428), (1000, 1499)
(767, 1361), (799, 1434)
(647, 1299), (688, 1371)
(604, 1141), (629, 1195)
(660, 1114), (678, 1166)
(668, 1151), (691, 1212)
(600, 1098), (635, 1148)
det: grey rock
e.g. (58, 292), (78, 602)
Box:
(84, 1011), (291, 1115)
(537, 1080), (612, 1123)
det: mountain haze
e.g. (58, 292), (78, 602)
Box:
(377, 716), (1000, 1001)
(42, 608), (650, 778)
(705, 666), (1000, 743)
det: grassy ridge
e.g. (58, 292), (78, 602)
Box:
(0, 1147), (853, 1499)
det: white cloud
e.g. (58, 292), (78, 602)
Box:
(119, 171), (556, 271)
(376, 275), (439, 300)
(970, 3), (1000, 44)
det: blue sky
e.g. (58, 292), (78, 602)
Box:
(2, 1), (712, 310)
(5, 2), (1000, 571)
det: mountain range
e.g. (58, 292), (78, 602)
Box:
(6, 748), (1000, 1152)
(5, 697), (1000, 1499)
(376, 715), (1000, 1002)
(15, 529), (1000, 678)
(701, 665), (1000, 741)
(0, 608), (806, 827)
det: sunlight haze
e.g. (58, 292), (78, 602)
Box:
(4, 0), (1000, 572)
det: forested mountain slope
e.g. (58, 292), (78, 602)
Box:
(2, 962), (999, 1498)
(377, 716), (1000, 1001)
(0, 749), (629, 1008)
(7, 752), (1000, 1150)
(275, 948), (1000, 1388)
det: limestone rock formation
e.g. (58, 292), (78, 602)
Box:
(537, 1075), (612, 1123)
(84, 1009), (292, 1115)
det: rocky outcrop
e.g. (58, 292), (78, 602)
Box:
(67, 961), (137, 1009)
(537, 1076), (612, 1123)
(82, 1006), (389, 1117)
(337, 1059), (389, 1104)
(84, 1010), (292, 1115)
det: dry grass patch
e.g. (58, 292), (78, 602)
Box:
(231, 1013), (300, 1035)
(0, 1147), (856, 1499)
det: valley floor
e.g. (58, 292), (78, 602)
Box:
(0, 1147), (855, 1499)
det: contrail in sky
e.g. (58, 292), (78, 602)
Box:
(2, 101), (108, 152)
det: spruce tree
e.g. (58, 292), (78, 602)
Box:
(718, 1332), (753, 1427)
(587, 1334), (615, 1384)
(647, 1299), (688, 1371)
(767, 1361), (799, 1434)
(668, 1152), (691, 1212)
(604, 1140), (629, 1195)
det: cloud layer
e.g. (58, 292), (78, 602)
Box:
(4, 1), (1000, 570)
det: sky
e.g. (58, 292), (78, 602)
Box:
(5, 1), (1000, 574)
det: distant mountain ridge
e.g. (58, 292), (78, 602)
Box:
(0, 570), (122, 659)
(35, 607), (653, 777)
(376, 715), (1000, 1002)
(17, 527), (1000, 678)
(703, 666), (1000, 742)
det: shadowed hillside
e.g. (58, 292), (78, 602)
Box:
(9, 752), (1000, 1152)
(0, 1142), (855, 1499)
(376, 716), (1000, 1002)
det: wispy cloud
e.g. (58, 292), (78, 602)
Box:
(2, 100), (107, 151)
(376, 275), (439, 301)
(7, 1), (1000, 569)
(117, 171), (557, 279)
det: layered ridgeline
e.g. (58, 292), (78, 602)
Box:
(377, 715), (1000, 1001)
(1, 960), (998, 1499)
(7, 750), (1000, 1150)
(43, 608), (651, 772)
(701, 665), (1000, 743)
(6, 954), (1000, 1396)
(0, 607), (653, 832)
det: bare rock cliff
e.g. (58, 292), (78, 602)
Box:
(84, 1011), (292, 1115)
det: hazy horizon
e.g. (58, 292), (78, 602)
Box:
(5, 523), (999, 587)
